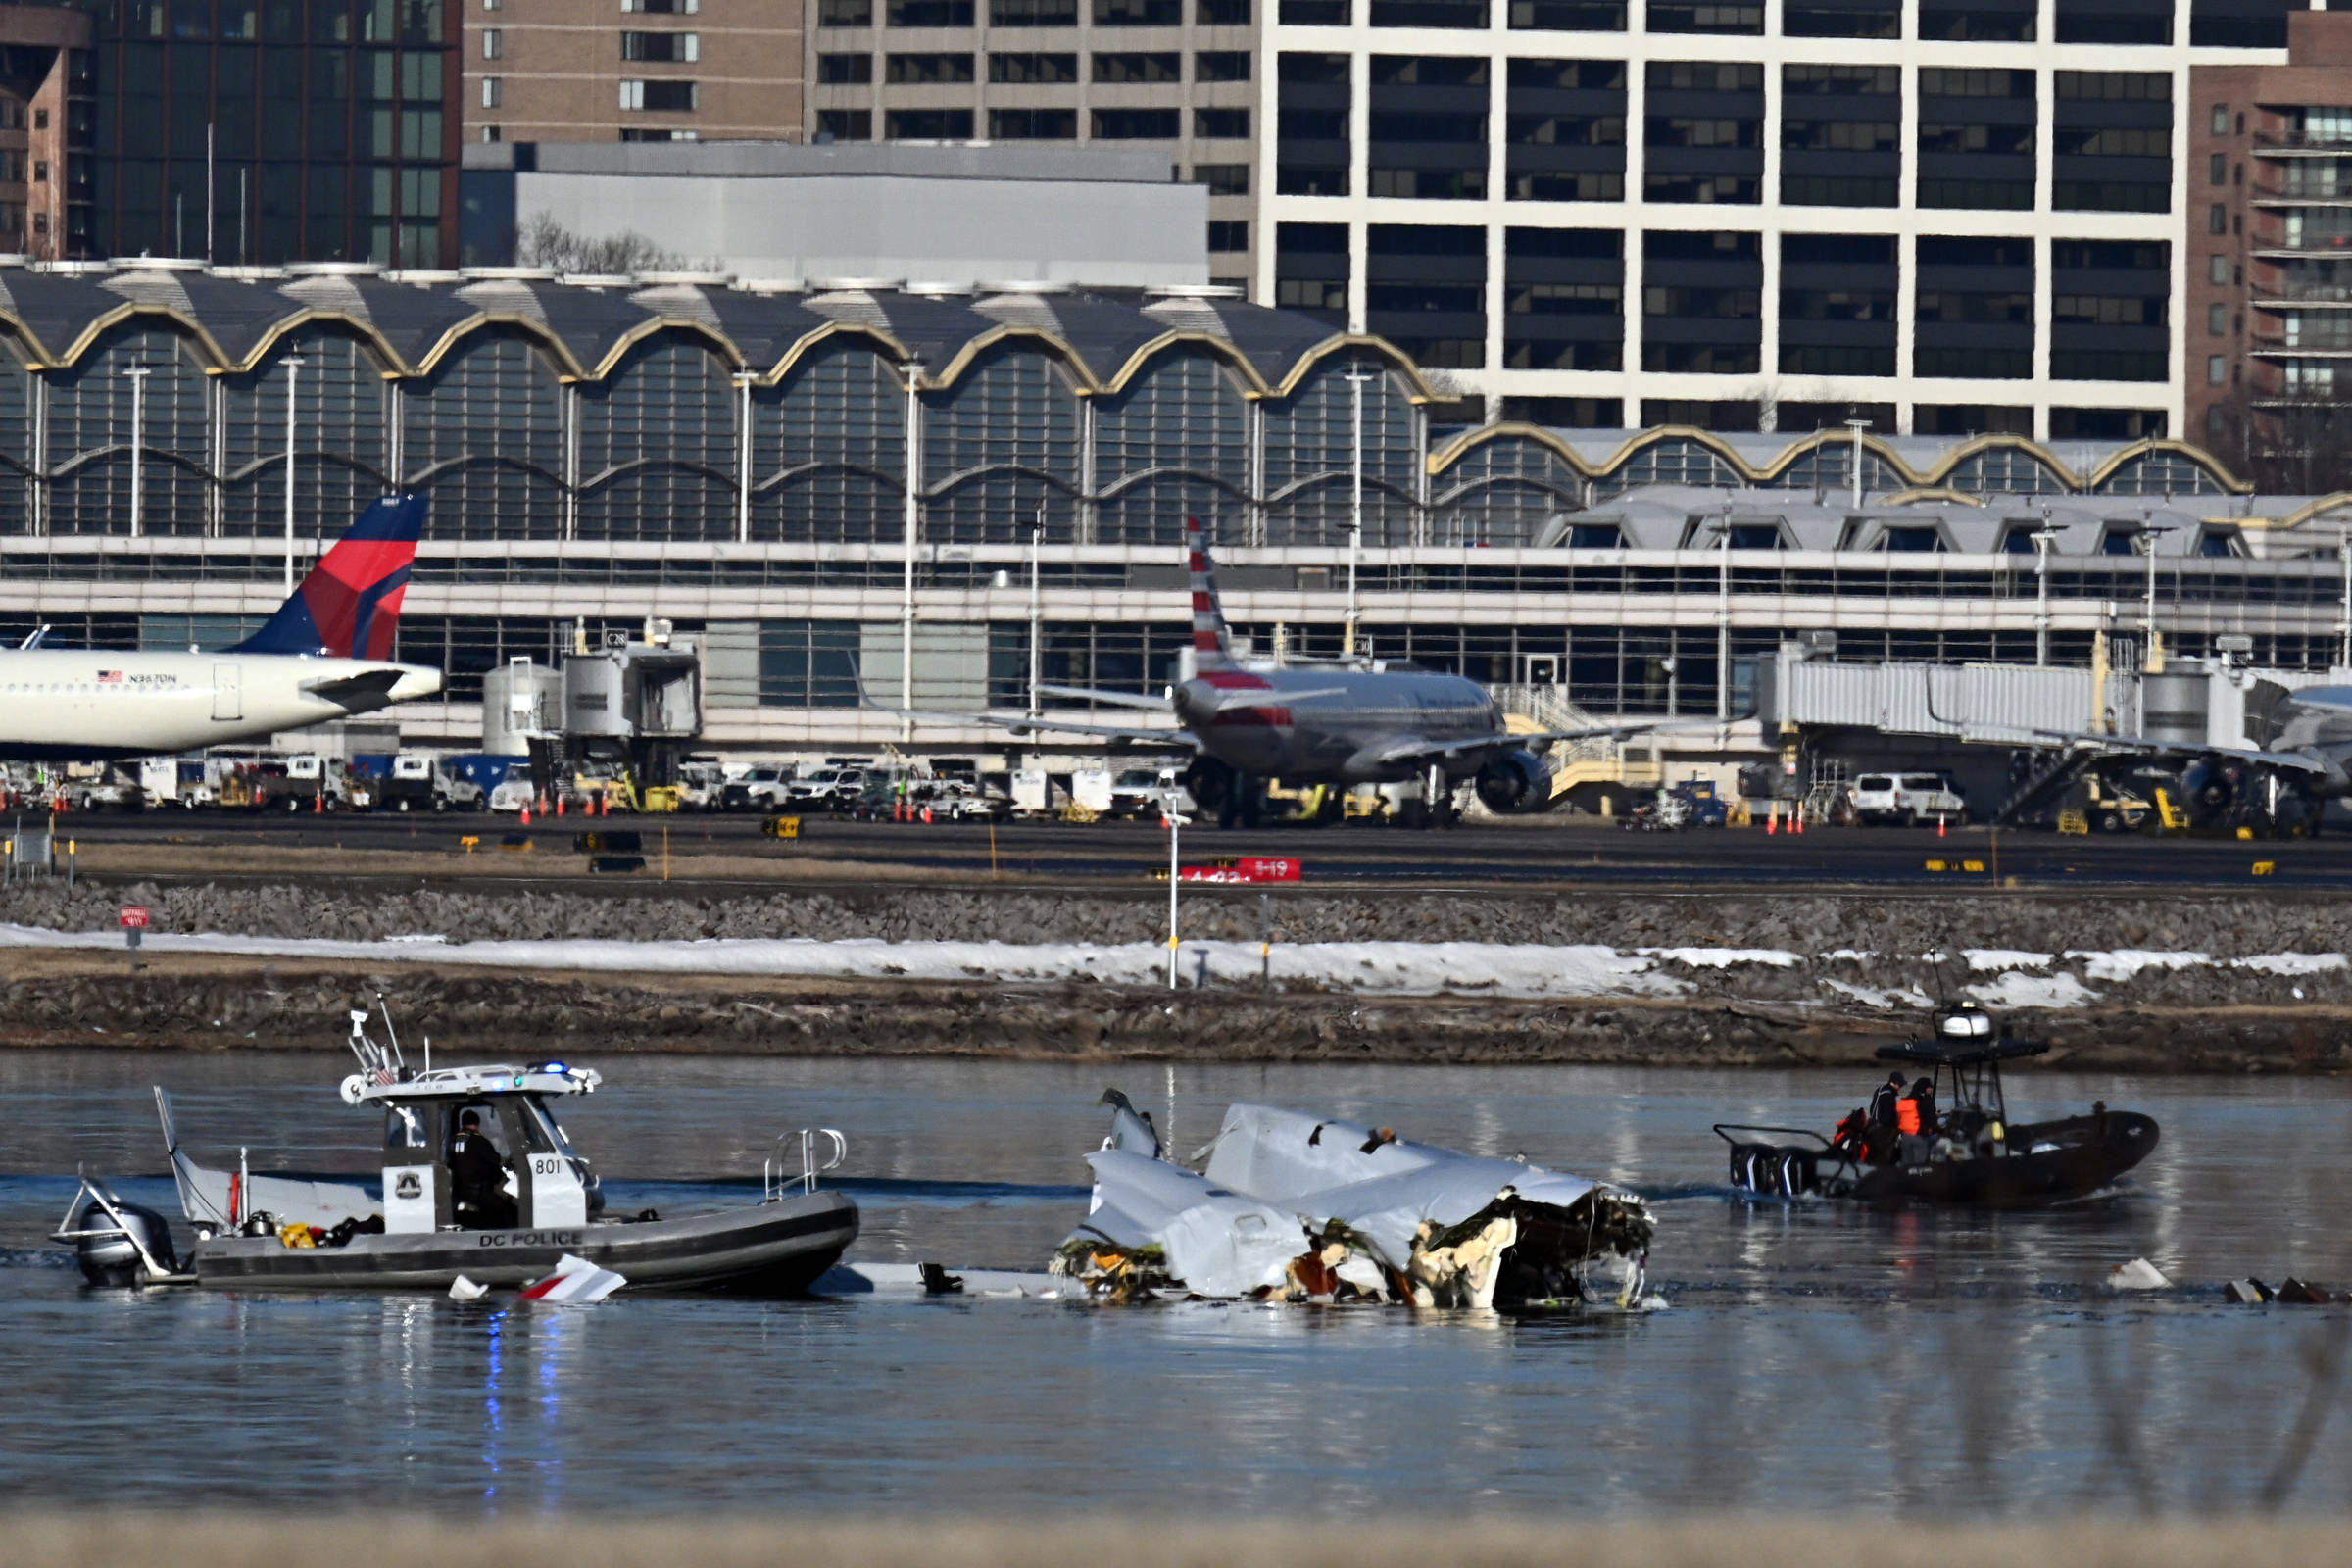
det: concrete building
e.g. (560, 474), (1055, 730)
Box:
(2192, 8), (2352, 488)
(3, 257), (2350, 760)
(1254, 0), (2320, 441)
(459, 139), (1209, 283)
(0, 5), (85, 262)
(802, 0), (1262, 290)
(465, 0), (806, 145)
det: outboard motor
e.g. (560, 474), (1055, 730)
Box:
(57, 1189), (179, 1288)
(1475, 750), (1555, 813)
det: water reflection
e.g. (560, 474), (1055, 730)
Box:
(3, 1052), (2351, 1516)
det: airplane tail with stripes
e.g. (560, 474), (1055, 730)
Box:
(230, 493), (426, 661)
(1185, 514), (1235, 671)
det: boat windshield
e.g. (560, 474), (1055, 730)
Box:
(520, 1095), (578, 1157)
(384, 1105), (430, 1154)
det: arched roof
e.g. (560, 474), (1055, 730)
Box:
(0, 264), (1429, 400)
(1427, 423), (2250, 496)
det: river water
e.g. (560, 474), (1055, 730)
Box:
(4, 1051), (2349, 1517)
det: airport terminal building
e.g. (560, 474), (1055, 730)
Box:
(0, 257), (2346, 754)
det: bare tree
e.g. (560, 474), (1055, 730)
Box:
(512, 213), (706, 275)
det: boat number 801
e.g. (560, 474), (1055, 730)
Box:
(531, 1155), (566, 1177)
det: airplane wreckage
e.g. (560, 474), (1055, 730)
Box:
(1050, 1093), (1658, 1309)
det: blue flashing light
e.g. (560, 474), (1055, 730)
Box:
(543, 1061), (567, 1076)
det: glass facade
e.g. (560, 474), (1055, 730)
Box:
(75, 0), (460, 267)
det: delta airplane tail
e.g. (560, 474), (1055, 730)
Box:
(1185, 514), (1235, 670)
(230, 492), (426, 660)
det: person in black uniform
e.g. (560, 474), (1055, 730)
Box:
(1863, 1071), (1904, 1161)
(449, 1107), (514, 1230)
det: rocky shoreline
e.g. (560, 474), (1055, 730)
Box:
(4, 881), (2350, 1072)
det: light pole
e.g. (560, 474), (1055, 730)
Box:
(1028, 506), (1044, 719)
(2338, 524), (2350, 671)
(731, 368), (754, 544)
(1164, 808), (1192, 989)
(2032, 521), (2059, 667)
(281, 353), (303, 591)
(1343, 363), (1377, 659)
(2139, 519), (2176, 672)
(901, 363), (920, 743)
(1842, 417), (1870, 509)
(122, 363), (151, 538)
(1715, 513), (1732, 721)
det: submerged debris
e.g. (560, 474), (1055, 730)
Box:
(1052, 1095), (1655, 1309)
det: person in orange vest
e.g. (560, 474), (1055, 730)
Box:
(1895, 1075), (1936, 1165)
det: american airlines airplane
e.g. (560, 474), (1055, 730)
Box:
(0, 494), (441, 761)
(932, 516), (1641, 826)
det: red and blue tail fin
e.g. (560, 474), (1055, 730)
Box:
(1185, 514), (1234, 669)
(230, 493), (425, 660)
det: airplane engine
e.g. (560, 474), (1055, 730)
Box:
(1474, 750), (1556, 813)
(2181, 757), (2241, 822)
(1182, 757), (1235, 814)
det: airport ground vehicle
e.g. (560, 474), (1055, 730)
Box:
(675, 759), (725, 810)
(931, 779), (1009, 820)
(787, 766), (862, 811)
(1849, 771), (1968, 827)
(722, 763), (795, 812)
(354, 753), (484, 812)
(136, 758), (214, 808)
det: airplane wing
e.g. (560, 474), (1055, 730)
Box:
(1036, 684), (1172, 711)
(878, 703), (1200, 749)
(1361, 722), (1659, 768)
(2028, 727), (2334, 775)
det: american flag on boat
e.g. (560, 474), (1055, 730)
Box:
(96, 669), (122, 683)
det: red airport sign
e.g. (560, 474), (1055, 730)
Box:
(119, 906), (151, 929)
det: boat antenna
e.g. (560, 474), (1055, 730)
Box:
(374, 992), (406, 1075)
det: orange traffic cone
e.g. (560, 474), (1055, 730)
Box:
(556, 795), (565, 816)
(313, 792), (322, 814)
(520, 805), (531, 825)
(1765, 807), (1777, 835)
(921, 806), (934, 825)
(1937, 812), (1946, 838)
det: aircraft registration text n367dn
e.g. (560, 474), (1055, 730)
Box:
(0, 494), (442, 761)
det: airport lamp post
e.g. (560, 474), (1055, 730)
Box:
(1343, 363), (1377, 659)
(1028, 508), (1044, 719)
(731, 369), (754, 544)
(1843, 417), (1870, 509)
(122, 363), (151, 538)
(2338, 525), (2350, 671)
(1715, 516), (1731, 721)
(901, 363), (920, 744)
(2138, 520), (2175, 673)
(2032, 523), (2059, 667)
(281, 353), (303, 593)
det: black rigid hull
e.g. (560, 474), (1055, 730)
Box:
(189, 1191), (858, 1294)
(1848, 1112), (2159, 1207)
(1733, 1112), (2160, 1208)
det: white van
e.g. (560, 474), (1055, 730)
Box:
(1849, 771), (1968, 827)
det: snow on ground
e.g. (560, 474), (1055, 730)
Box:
(0, 923), (2338, 1006)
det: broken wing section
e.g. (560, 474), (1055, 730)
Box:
(1052, 1149), (1308, 1300)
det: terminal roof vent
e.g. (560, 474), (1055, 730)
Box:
(1146, 283), (1246, 300)
(37, 260), (114, 275)
(454, 276), (551, 321)
(1140, 292), (1235, 337)
(630, 281), (722, 327)
(971, 291), (1066, 330)
(385, 270), (463, 286)
(102, 268), (197, 312)
(633, 271), (734, 288)
(736, 278), (808, 295)
(808, 277), (905, 295)
(976, 279), (1072, 296)
(0, 252), (28, 269)
(904, 281), (975, 297)
(279, 271), (374, 322)
(459, 266), (560, 282)
(110, 256), (208, 271)
(561, 273), (636, 290)
(287, 262), (385, 277)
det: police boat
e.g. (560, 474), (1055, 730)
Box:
(53, 1002), (858, 1294)
(1714, 1004), (2160, 1207)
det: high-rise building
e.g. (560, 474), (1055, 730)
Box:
(463, 0), (805, 145)
(56, 0), (463, 269)
(1255, 0), (2319, 440)
(0, 4), (87, 261)
(2193, 8), (2352, 489)
(801, 0), (1260, 289)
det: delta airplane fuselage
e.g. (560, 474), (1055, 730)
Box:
(0, 649), (442, 761)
